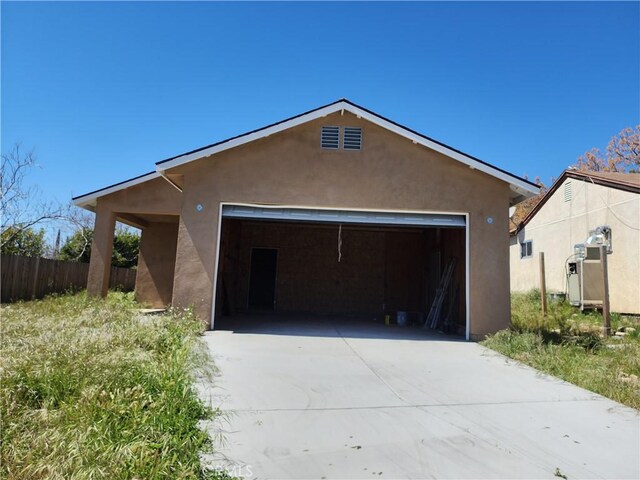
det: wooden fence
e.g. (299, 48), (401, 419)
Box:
(1, 255), (137, 303)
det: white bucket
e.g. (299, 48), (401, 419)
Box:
(397, 311), (407, 327)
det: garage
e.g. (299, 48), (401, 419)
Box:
(214, 205), (468, 337)
(74, 99), (539, 339)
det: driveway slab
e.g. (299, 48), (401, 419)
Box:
(198, 318), (639, 479)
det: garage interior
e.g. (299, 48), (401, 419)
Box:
(214, 208), (466, 336)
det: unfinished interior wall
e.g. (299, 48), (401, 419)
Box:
(236, 221), (386, 314)
(422, 227), (467, 331)
(383, 230), (424, 314)
(135, 222), (179, 308)
(217, 219), (466, 329)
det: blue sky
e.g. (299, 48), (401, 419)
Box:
(2, 1), (639, 213)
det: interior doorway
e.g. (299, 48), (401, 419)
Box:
(248, 248), (278, 309)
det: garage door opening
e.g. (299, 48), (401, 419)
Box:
(213, 206), (468, 338)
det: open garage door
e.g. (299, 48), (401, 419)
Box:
(222, 205), (466, 228)
(214, 204), (469, 339)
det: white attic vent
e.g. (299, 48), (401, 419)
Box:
(564, 181), (572, 202)
(343, 127), (362, 150)
(321, 126), (340, 149)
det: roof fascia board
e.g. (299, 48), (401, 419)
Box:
(513, 171), (569, 233)
(72, 172), (161, 208)
(156, 100), (538, 197)
(73, 100), (540, 209)
(344, 103), (538, 196)
(566, 170), (640, 194)
(514, 169), (640, 234)
(156, 102), (345, 171)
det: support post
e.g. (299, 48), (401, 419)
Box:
(600, 245), (611, 336)
(539, 251), (547, 316)
(86, 204), (116, 298)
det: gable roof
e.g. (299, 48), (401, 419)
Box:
(511, 169), (640, 235)
(575, 170), (640, 189)
(73, 99), (539, 208)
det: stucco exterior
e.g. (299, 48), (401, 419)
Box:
(164, 111), (512, 338)
(86, 177), (181, 301)
(135, 222), (179, 307)
(510, 174), (640, 314)
(76, 100), (539, 339)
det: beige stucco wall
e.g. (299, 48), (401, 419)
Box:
(93, 177), (182, 216)
(510, 178), (640, 314)
(135, 222), (179, 308)
(166, 111), (512, 338)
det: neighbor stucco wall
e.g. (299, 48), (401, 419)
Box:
(167, 111), (511, 338)
(135, 222), (179, 308)
(510, 178), (640, 314)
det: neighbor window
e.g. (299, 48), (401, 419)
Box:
(520, 240), (533, 259)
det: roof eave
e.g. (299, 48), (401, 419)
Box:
(72, 99), (539, 209)
(509, 191), (534, 206)
(156, 99), (539, 199)
(71, 172), (161, 210)
(516, 169), (640, 231)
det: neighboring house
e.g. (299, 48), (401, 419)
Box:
(510, 170), (640, 314)
(73, 99), (538, 340)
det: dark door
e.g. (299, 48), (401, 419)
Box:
(248, 248), (278, 309)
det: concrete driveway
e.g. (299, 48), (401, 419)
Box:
(198, 318), (639, 479)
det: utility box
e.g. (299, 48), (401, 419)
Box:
(567, 262), (580, 306)
(567, 245), (605, 310)
(582, 246), (604, 308)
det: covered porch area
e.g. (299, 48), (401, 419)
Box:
(78, 174), (183, 309)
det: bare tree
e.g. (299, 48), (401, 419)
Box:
(510, 126), (639, 232)
(574, 125), (640, 173)
(57, 208), (95, 261)
(510, 177), (547, 232)
(1, 143), (86, 251)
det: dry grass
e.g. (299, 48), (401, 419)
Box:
(0, 292), (230, 479)
(483, 291), (640, 410)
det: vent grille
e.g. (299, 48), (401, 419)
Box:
(564, 182), (572, 202)
(343, 127), (362, 150)
(321, 126), (340, 149)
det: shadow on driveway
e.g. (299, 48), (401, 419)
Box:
(214, 313), (465, 342)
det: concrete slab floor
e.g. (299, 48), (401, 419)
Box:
(197, 317), (639, 479)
